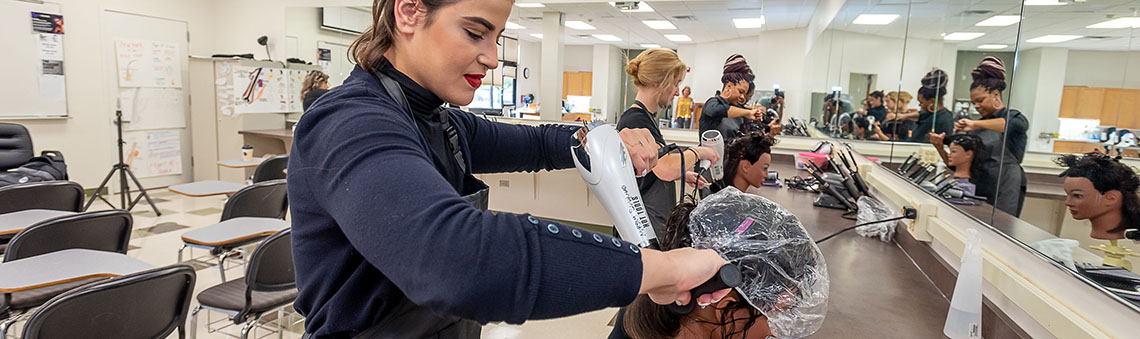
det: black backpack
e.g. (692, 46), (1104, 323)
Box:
(0, 151), (67, 187)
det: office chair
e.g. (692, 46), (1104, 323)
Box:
(251, 155), (288, 183)
(0, 180), (84, 215)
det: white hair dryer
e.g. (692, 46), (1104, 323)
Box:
(572, 122), (659, 249)
(701, 130), (724, 181)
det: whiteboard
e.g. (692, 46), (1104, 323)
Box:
(101, 10), (192, 187)
(0, 0), (67, 118)
(114, 39), (182, 88)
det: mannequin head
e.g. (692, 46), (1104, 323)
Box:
(723, 131), (775, 191)
(1057, 153), (1140, 239)
(946, 134), (984, 180)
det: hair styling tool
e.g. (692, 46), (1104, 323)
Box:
(829, 156), (863, 200)
(668, 264), (744, 315)
(572, 122), (659, 249)
(805, 166), (857, 211)
(701, 130), (725, 181)
(899, 154), (917, 173)
(843, 150), (871, 197)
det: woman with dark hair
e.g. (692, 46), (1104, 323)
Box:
(955, 56), (1029, 216)
(865, 90), (887, 123)
(699, 54), (764, 142)
(288, 0), (731, 337)
(932, 133), (986, 196)
(1057, 153), (1140, 240)
(893, 69), (953, 143)
(301, 70), (331, 111)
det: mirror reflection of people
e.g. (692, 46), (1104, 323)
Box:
(865, 90), (887, 123)
(301, 70), (331, 111)
(290, 0), (732, 336)
(883, 91), (916, 140)
(957, 57), (1028, 216)
(759, 89), (784, 121)
(823, 93), (853, 131)
(932, 134), (986, 196)
(700, 54), (764, 142)
(618, 48), (721, 236)
(1057, 153), (1140, 240)
(675, 86), (694, 129)
(853, 116), (888, 141)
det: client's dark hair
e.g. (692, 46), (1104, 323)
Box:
(623, 199), (764, 339)
(722, 131), (776, 186)
(918, 68), (949, 103)
(868, 90), (884, 100)
(946, 134), (986, 181)
(1056, 153), (1140, 233)
(853, 116), (873, 139)
(970, 56), (1007, 93)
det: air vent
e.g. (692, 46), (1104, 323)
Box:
(523, 16), (542, 21)
(573, 34), (592, 38)
(1080, 36), (1117, 41)
(961, 10), (994, 16)
(615, 2), (640, 11)
(672, 15), (697, 22)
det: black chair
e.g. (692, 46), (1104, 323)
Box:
(179, 180), (287, 281)
(0, 210), (133, 325)
(0, 180), (84, 215)
(0, 123), (35, 172)
(20, 265), (196, 339)
(191, 230), (296, 339)
(251, 155), (288, 183)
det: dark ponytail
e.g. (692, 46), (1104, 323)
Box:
(1056, 153), (1140, 233)
(350, 0), (462, 73)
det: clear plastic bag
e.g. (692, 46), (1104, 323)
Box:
(855, 196), (898, 242)
(688, 187), (829, 338)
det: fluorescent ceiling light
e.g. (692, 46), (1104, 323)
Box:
(1024, 0), (1067, 6)
(853, 14), (899, 25)
(530, 33), (543, 39)
(565, 21), (596, 30)
(640, 44), (661, 48)
(1027, 34), (1082, 43)
(642, 20), (676, 30)
(610, 2), (654, 13)
(516, 3), (545, 8)
(733, 17), (766, 29)
(975, 15), (1021, 27)
(944, 32), (985, 41)
(505, 22), (525, 30)
(665, 34), (691, 42)
(1088, 17), (1140, 29)
(977, 44), (1009, 49)
(593, 34), (622, 41)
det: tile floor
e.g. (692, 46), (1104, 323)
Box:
(4, 189), (620, 339)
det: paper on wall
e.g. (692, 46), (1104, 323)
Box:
(35, 33), (62, 61)
(119, 87), (187, 130)
(115, 39), (182, 88)
(124, 129), (182, 178)
(38, 74), (65, 102)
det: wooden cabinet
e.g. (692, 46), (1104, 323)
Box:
(1102, 88), (1122, 124)
(1119, 90), (1140, 129)
(1059, 87), (1080, 118)
(1057, 86), (1140, 128)
(1053, 141), (1104, 154)
(562, 72), (592, 98)
(1075, 87), (1106, 119)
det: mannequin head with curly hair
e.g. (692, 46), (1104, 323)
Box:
(1057, 153), (1140, 239)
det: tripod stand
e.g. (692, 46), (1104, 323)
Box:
(84, 109), (161, 215)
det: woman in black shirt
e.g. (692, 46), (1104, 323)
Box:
(955, 56), (1029, 216)
(698, 54), (763, 141)
(617, 48), (720, 236)
(301, 70), (330, 111)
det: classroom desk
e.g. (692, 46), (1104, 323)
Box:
(0, 209), (77, 236)
(0, 249), (153, 293)
(181, 217), (289, 247)
(239, 129), (294, 154)
(168, 180), (246, 197)
(746, 160), (949, 337)
(217, 157), (266, 169)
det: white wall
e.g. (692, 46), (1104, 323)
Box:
(517, 40), (542, 103)
(1064, 50), (1140, 89)
(590, 44), (624, 122)
(562, 45), (594, 72)
(284, 7), (359, 86)
(1012, 47), (1069, 153)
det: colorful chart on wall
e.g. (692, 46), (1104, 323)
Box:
(114, 38), (182, 88)
(119, 87), (187, 130)
(124, 129), (183, 178)
(232, 65), (306, 113)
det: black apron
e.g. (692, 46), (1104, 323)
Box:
(972, 126), (1026, 217)
(630, 101), (676, 237)
(313, 69), (488, 339)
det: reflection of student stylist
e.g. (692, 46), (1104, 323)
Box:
(618, 48), (721, 235)
(865, 90), (887, 123)
(893, 69), (953, 143)
(289, 0), (730, 337)
(954, 57), (1028, 216)
(301, 70), (331, 111)
(699, 54), (763, 141)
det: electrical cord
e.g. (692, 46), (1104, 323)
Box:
(815, 215), (908, 244)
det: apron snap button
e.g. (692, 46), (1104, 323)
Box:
(546, 224), (559, 234)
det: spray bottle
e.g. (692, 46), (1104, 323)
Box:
(944, 228), (983, 339)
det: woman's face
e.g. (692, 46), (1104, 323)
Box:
(869, 96), (882, 107)
(884, 97), (897, 112)
(682, 87), (691, 98)
(320, 81), (330, 90)
(740, 153), (772, 188)
(722, 81), (744, 102)
(947, 143), (972, 168)
(394, 0), (509, 105)
(1063, 177), (1114, 220)
(656, 78), (681, 108)
(916, 95), (935, 112)
(970, 88), (1002, 117)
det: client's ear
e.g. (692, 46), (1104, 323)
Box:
(1104, 190), (1123, 208)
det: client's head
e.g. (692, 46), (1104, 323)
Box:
(1056, 153), (1140, 239)
(624, 188), (829, 339)
(723, 131), (775, 191)
(946, 134), (985, 180)
(853, 116), (871, 139)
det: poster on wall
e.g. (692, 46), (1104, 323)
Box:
(318, 48), (331, 72)
(124, 130), (182, 178)
(30, 12), (63, 34)
(115, 39), (182, 88)
(119, 87), (187, 130)
(232, 65), (303, 113)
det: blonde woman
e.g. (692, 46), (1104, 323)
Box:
(301, 70), (330, 111)
(617, 48), (721, 236)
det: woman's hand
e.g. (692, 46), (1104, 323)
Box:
(930, 132), (946, 148)
(684, 171), (709, 189)
(619, 128), (660, 177)
(954, 118), (976, 132)
(768, 120), (783, 136)
(693, 146), (721, 164)
(639, 248), (732, 306)
(750, 107), (765, 120)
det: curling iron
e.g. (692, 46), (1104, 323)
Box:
(572, 122), (659, 249)
(829, 156), (863, 200)
(805, 165), (857, 211)
(839, 149), (870, 197)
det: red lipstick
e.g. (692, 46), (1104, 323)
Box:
(464, 74), (484, 88)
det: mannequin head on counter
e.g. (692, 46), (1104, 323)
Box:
(723, 129), (775, 192)
(946, 134), (984, 181)
(1057, 153), (1140, 240)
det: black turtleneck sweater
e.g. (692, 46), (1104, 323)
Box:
(289, 64), (644, 337)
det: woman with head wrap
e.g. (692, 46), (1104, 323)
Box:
(952, 56), (1029, 216)
(699, 54), (765, 142)
(891, 68), (953, 143)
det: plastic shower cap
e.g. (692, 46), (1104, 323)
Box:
(687, 187), (830, 338)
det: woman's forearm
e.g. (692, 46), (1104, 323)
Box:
(976, 118), (1006, 133)
(652, 149), (700, 181)
(727, 106), (754, 119)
